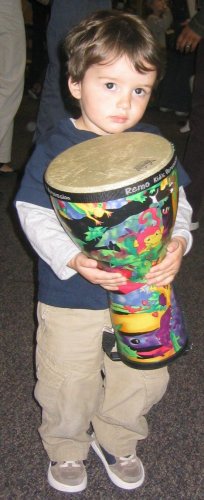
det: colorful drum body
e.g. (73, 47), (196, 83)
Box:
(45, 132), (188, 369)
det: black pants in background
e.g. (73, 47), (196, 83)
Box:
(184, 39), (204, 221)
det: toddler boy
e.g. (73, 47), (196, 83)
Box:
(16, 10), (192, 493)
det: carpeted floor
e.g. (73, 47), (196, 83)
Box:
(1, 96), (204, 499)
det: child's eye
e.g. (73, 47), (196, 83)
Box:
(134, 88), (145, 96)
(105, 82), (116, 90)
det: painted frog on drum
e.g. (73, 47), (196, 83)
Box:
(45, 132), (188, 369)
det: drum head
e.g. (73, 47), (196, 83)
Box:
(45, 132), (175, 195)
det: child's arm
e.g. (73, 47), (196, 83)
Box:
(17, 187), (192, 290)
(68, 186), (192, 290)
(68, 252), (126, 291)
(16, 201), (80, 279)
(16, 201), (126, 289)
(145, 187), (192, 286)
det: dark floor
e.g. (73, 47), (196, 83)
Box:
(1, 97), (204, 500)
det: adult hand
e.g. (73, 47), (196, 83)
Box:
(176, 25), (202, 52)
(68, 252), (127, 290)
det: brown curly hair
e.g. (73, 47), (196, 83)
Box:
(64, 10), (165, 84)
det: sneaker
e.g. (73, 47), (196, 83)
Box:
(190, 221), (199, 231)
(28, 83), (42, 100)
(28, 88), (41, 100)
(0, 163), (16, 175)
(159, 106), (172, 112)
(48, 460), (87, 493)
(26, 121), (36, 133)
(91, 440), (144, 490)
(180, 120), (190, 133)
(175, 111), (189, 117)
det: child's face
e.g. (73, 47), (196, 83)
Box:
(69, 55), (157, 135)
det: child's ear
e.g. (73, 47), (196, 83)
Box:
(68, 77), (81, 100)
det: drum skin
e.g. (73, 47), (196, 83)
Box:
(45, 132), (188, 369)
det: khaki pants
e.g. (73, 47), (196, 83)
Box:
(34, 303), (169, 461)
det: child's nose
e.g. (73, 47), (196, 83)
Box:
(117, 93), (131, 109)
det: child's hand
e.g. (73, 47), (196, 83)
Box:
(68, 252), (127, 291)
(145, 237), (187, 287)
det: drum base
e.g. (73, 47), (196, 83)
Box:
(114, 339), (190, 369)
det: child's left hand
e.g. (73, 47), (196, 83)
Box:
(145, 236), (187, 286)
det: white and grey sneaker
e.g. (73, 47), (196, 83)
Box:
(48, 460), (87, 493)
(91, 439), (144, 490)
(190, 221), (199, 231)
(180, 120), (190, 133)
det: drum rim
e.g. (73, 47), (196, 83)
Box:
(45, 152), (177, 203)
(45, 132), (176, 194)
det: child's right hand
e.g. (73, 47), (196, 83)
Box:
(145, 236), (186, 286)
(68, 252), (127, 291)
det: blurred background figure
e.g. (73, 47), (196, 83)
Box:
(145, 0), (173, 49)
(0, 0), (26, 175)
(179, 73), (194, 133)
(143, 0), (173, 108)
(155, 0), (197, 117)
(112, 0), (141, 13)
(112, 0), (126, 8)
(26, 0), (50, 101)
(34, 0), (112, 141)
(177, 0), (204, 230)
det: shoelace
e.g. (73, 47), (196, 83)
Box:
(60, 461), (81, 468)
(119, 454), (137, 466)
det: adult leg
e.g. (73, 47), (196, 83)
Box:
(0, 0), (26, 166)
(183, 39), (204, 222)
(27, 1), (49, 90)
(158, 49), (194, 114)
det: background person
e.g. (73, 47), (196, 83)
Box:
(26, 0), (50, 101)
(156, 0), (196, 116)
(0, 0), (26, 175)
(34, 0), (112, 141)
(145, 0), (173, 49)
(177, 0), (204, 229)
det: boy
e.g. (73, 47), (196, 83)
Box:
(15, 10), (192, 493)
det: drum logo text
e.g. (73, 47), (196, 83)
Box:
(125, 182), (150, 195)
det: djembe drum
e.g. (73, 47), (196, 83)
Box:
(45, 132), (188, 369)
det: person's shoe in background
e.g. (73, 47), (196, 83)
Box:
(28, 82), (42, 100)
(190, 221), (199, 231)
(175, 111), (189, 117)
(180, 120), (190, 133)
